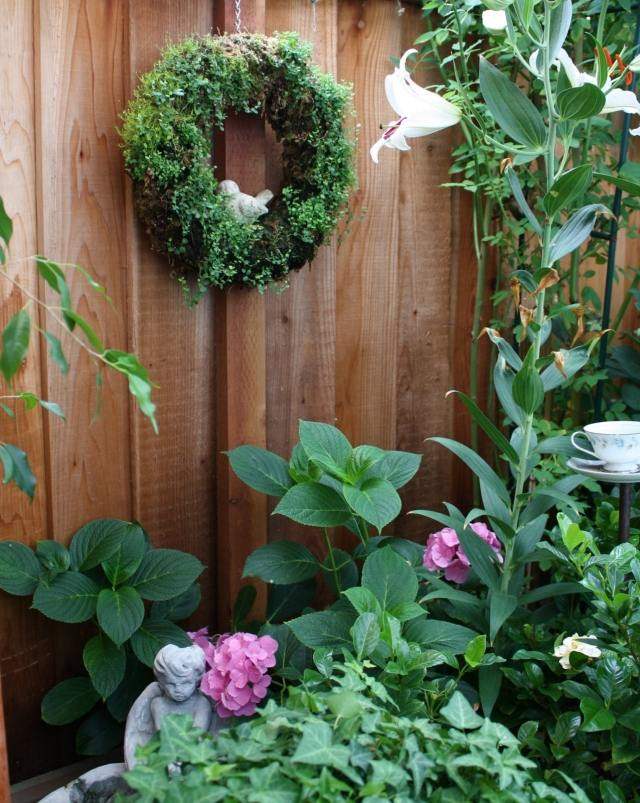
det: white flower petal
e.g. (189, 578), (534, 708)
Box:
(557, 49), (585, 88)
(603, 87), (640, 114)
(630, 124), (640, 136)
(482, 9), (508, 33)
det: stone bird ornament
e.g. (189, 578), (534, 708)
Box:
(218, 179), (274, 223)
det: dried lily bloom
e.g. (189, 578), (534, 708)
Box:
(536, 268), (559, 294)
(519, 305), (535, 331)
(552, 350), (568, 378)
(571, 306), (585, 347)
(500, 156), (513, 175)
(510, 278), (521, 308)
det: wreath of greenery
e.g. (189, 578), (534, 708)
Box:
(121, 32), (356, 300)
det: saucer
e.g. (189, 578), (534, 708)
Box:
(567, 457), (640, 484)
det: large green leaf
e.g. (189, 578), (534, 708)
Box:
(267, 579), (316, 624)
(557, 85), (606, 120)
(41, 676), (99, 725)
(273, 482), (352, 527)
(131, 548), (204, 601)
(494, 358), (524, 426)
(479, 57), (546, 149)
(243, 540), (319, 584)
(151, 584), (202, 623)
(298, 420), (352, 479)
(33, 572), (99, 622)
(97, 587), (145, 646)
(548, 0), (572, 62)
(447, 391), (518, 463)
(489, 591), (518, 641)
(479, 664), (503, 718)
(512, 514), (548, 563)
(226, 445), (293, 497)
(520, 475), (585, 524)
(519, 581), (584, 605)
(0, 309), (30, 382)
(106, 653), (151, 722)
(351, 612), (380, 659)
(430, 437), (510, 505)
(404, 618), (480, 654)
(458, 527), (500, 591)
(76, 708), (122, 756)
(362, 450), (421, 489)
(512, 349), (544, 415)
(44, 331), (69, 375)
(594, 170), (640, 197)
(549, 204), (608, 263)
(342, 478), (401, 533)
(101, 523), (148, 586)
(543, 165), (592, 216)
(286, 610), (355, 648)
(69, 518), (130, 571)
(35, 258), (74, 329)
(0, 540), (42, 595)
(361, 546), (418, 610)
(83, 635), (126, 698)
(35, 541), (70, 575)
(0, 443), (33, 497)
(130, 618), (191, 666)
(322, 548), (358, 595)
(505, 166), (542, 235)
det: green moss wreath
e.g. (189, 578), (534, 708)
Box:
(121, 32), (355, 300)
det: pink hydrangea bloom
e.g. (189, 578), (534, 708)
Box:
(189, 629), (278, 719)
(423, 522), (502, 584)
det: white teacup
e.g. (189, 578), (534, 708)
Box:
(571, 421), (640, 473)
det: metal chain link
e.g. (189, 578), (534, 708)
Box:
(234, 0), (242, 33)
(311, 0), (318, 33)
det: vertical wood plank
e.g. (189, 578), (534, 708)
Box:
(265, 0), (338, 549)
(336, 0), (400, 454)
(0, 674), (9, 798)
(0, 0), (59, 781)
(35, 0), (132, 535)
(395, 5), (458, 535)
(125, 0), (217, 623)
(214, 0), (268, 627)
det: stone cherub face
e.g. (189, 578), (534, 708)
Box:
(153, 644), (206, 702)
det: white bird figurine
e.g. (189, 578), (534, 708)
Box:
(218, 179), (274, 223)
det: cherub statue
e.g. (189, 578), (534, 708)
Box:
(124, 644), (211, 768)
(218, 179), (274, 223)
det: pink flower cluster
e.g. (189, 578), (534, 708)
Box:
(188, 628), (278, 718)
(423, 522), (502, 584)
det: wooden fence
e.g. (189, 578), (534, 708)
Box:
(1, 0), (638, 784)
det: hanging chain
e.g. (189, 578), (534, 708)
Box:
(234, 0), (242, 33)
(311, 0), (318, 33)
(396, 0), (405, 15)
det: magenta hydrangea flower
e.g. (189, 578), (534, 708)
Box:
(188, 629), (278, 719)
(423, 522), (502, 583)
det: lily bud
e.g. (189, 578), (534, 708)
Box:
(482, 9), (508, 33)
(478, 326), (500, 341)
(552, 350), (567, 379)
(500, 157), (513, 175)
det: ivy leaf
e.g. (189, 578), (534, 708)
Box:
(0, 309), (30, 382)
(0, 442), (36, 498)
(440, 691), (484, 730)
(292, 720), (351, 767)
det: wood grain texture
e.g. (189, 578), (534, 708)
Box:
(265, 0), (338, 550)
(35, 0), (132, 537)
(0, 1), (59, 781)
(214, 0), (268, 627)
(395, 6), (458, 536)
(125, 0), (216, 624)
(336, 0), (400, 453)
(0, 674), (9, 800)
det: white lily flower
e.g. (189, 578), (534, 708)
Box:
(555, 49), (640, 128)
(482, 9), (508, 34)
(370, 49), (461, 163)
(554, 633), (602, 670)
(628, 53), (640, 73)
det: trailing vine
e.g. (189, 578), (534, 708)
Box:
(122, 32), (356, 302)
